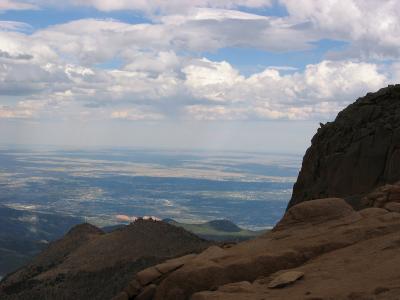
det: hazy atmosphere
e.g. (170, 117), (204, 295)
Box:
(2, 0), (400, 151)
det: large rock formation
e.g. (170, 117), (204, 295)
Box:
(288, 84), (400, 210)
(114, 197), (400, 300)
(0, 219), (211, 300)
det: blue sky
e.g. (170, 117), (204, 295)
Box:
(0, 0), (399, 152)
(1, 3), (346, 74)
(1, 6), (150, 29)
(204, 39), (349, 76)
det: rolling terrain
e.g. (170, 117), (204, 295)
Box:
(0, 219), (211, 300)
(163, 219), (266, 242)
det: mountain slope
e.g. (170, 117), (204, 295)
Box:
(0, 219), (211, 300)
(0, 205), (82, 278)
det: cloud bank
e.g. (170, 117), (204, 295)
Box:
(0, 1), (399, 124)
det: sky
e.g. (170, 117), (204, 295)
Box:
(0, 0), (399, 153)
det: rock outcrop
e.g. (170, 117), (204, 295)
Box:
(288, 84), (400, 210)
(110, 198), (400, 300)
(362, 181), (400, 209)
(267, 271), (304, 289)
(115, 197), (400, 300)
(0, 219), (211, 300)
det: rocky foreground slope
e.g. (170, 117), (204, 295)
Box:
(0, 219), (211, 300)
(289, 84), (400, 209)
(110, 196), (400, 300)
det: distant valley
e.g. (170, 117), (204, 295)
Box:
(0, 148), (298, 229)
(0, 206), (264, 278)
(0, 148), (297, 278)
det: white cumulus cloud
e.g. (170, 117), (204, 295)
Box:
(0, 0), (38, 11)
(281, 0), (400, 60)
(0, 1), (399, 124)
(70, 0), (273, 13)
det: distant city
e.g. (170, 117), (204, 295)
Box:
(0, 146), (301, 229)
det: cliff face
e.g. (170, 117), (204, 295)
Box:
(288, 84), (400, 210)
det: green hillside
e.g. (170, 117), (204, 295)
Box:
(163, 219), (267, 242)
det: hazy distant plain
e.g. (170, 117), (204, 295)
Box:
(0, 147), (300, 229)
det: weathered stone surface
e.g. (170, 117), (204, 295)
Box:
(218, 281), (254, 293)
(124, 279), (141, 297)
(288, 85), (400, 210)
(155, 261), (183, 275)
(191, 282), (254, 300)
(153, 201), (400, 300)
(384, 202), (400, 213)
(274, 198), (358, 230)
(136, 284), (157, 300)
(359, 207), (388, 218)
(268, 271), (304, 288)
(136, 267), (162, 286)
(162, 207), (400, 299)
(379, 212), (400, 222)
(362, 182), (400, 208)
(194, 246), (225, 261)
(155, 254), (196, 274)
